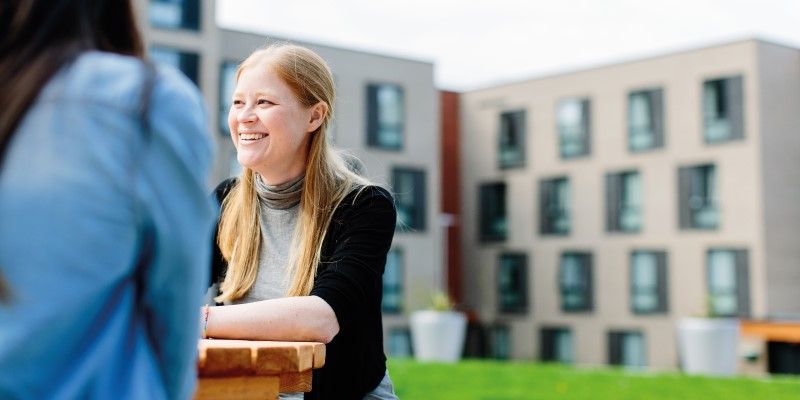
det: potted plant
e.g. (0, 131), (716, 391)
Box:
(676, 297), (740, 376)
(409, 292), (467, 362)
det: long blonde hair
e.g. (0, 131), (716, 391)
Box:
(216, 44), (371, 302)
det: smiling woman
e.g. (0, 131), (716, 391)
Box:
(207, 44), (399, 400)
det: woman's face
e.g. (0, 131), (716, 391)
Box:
(229, 61), (321, 184)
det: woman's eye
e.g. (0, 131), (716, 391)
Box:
(257, 99), (273, 105)
(232, 100), (244, 106)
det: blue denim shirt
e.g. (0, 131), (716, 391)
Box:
(0, 52), (215, 399)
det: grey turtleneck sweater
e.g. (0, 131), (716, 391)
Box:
(231, 173), (304, 305)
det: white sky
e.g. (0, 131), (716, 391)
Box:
(217, 0), (800, 91)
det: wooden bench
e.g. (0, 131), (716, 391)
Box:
(196, 339), (326, 400)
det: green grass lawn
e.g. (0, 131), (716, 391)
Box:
(388, 358), (800, 400)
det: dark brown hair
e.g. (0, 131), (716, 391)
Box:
(0, 0), (145, 302)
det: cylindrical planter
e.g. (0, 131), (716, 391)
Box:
(410, 310), (467, 362)
(677, 317), (740, 376)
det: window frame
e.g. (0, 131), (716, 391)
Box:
(706, 248), (750, 318)
(678, 164), (718, 230)
(558, 252), (593, 313)
(606, 170), (642, 233)
(366, 82), (405, 151)
(382, 248), (404, 314)
(479, 182), (507, 243)
(702, 75), (745, 144)
(629, 250), (668, 314)
(540, 327), (574, 364)
(497, 253), (529, 314)
(218, 60), (239, 136)
(148, 0), (201, 32)
(498, 109), (527, 169)
(556, 97), (591, 159)
(539, 177), (570, 236)
(391, 167), (427, 232)
(608, 330), (647, 368)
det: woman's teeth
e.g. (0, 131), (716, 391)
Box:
(240, 133), (268, 141)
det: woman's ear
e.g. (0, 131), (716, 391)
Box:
(306, 102), (328, 133)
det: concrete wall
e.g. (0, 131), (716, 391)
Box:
(756, 42), (800, 318)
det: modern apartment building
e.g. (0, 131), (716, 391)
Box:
(458, 39), (800, 372)
(135, 0), (442, 357)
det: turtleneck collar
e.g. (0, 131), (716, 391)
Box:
(254, 173), (304, 210)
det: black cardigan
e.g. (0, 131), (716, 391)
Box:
(211, 179), (396, 400)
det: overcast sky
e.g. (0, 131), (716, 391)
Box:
(217, 0), (800, 91)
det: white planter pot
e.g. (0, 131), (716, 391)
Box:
(677, 317), (739, 376)
(410, 310), (467, 362)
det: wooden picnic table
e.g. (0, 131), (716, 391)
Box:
(195, 339), (326, 400)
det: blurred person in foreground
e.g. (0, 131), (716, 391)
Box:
(0, 1), (215, 398)
(205, 44), (399, 399)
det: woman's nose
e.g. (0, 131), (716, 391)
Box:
(237, 105), (257, 124)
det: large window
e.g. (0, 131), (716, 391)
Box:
(149, 0), (200, 31)
(559, 252), (593, 312)
(149, 46), (199, 86)
(367, 83), (404, 150)
(606, 171), (642, 233)
(479, 182), (507, 242)
(678, 164), (718, 229)
(707, 249), (750, 317)
(628, 89), (664, 152)
(392, 168), (426, 231)
(557, 98), (591, 158)
(218, 61), (238, 135)
(539, 177), (570, 235)
(703, 76), (744, 144)
(489, 325), (511, 360)
(540, 327), (574, 364)
(608, 331), (646, 368)
(498, 253), (528, 314)
(382, 248), (403, 314)
(630, 251), (668, 314)
(498, 110), (526, 169)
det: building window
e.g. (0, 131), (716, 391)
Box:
(489, 325), (511, 360)
(606, 171), (642, 233)
(498, 110), (526, 169)
(382, 248), (403, 314)
(388, 328), (412, 358)
(498, 253), (528, 314)
(539, 177), (570, 235)
(678, 164), (718, 229)
(540, 327), (574, 364)
(149, 46), (200, 86)
(608, 331), (646, 368)
(149, 0), (200, 31)
(392, 168), (426, 231)
(630, 251), (668, 314)
(628, 89), (664, 152)
(707, 249), (750, 317)
(367, 83), (404, 150)
(557, 98), (591, 158)
(559, 252), (592, 312)
(479, 182), (507, 242)
(703, 76), (744, 144)
(218, 61), (238, 135)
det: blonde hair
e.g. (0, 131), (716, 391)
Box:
(216, 43), (371, 302)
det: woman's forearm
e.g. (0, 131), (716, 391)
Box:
(206, 295), (340, 343)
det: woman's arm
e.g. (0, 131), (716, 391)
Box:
(206, 186), (396, 343)
(206, 296), (339, 343)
